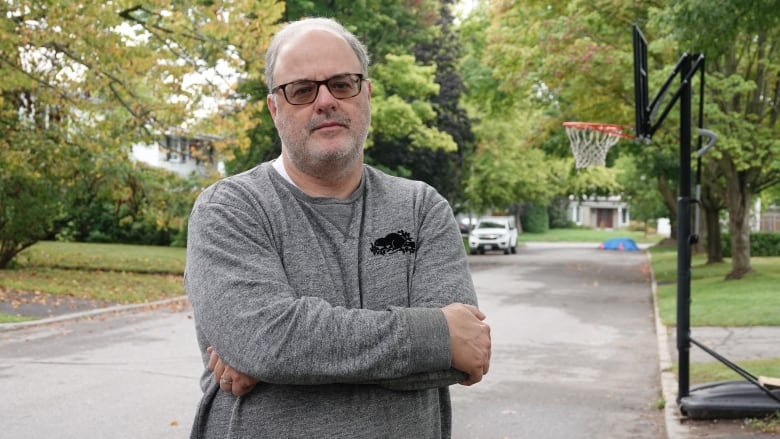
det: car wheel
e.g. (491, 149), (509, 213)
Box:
(510, 246), (517, 254)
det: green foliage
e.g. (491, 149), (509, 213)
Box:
(521, 204), (550, 233)
(412, 1), (476, 205)
(224, 103), (281, 175)
(464, 114), (576, 213)
(615, 155), (669, 223)
(458, 0), (640, 214)
(369, 53), (456, 152)
(655, 0), (780, 276)
(0, 130), (63, 267)
(283, 0), (438, 60)
(366, 47), (469, 205)
(548, 197), (575, 229)
(0, 0), (282, 267)
(50, 163), (204, 247)
(721, 233), (780, 257)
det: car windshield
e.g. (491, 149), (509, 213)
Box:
(477, 221), (506, 229)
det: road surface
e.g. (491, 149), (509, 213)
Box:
(1, 243), (665, 438)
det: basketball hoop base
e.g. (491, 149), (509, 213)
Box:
(563, 122), (634, 168)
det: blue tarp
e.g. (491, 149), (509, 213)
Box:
(600, 237), (640, 251)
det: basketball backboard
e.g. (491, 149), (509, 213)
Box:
(633, 24), (650, 139)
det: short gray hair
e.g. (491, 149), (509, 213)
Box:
(264, 18), (370, 92)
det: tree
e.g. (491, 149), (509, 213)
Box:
(283, 0), (438, 60)
(0, 126), (62, 267)
(409, 0), (476, 206)
(458, 0), (637, 215)
(616, 156), (668, 233)
(0, 0), (282, 268)
(665, 0), (780, 278)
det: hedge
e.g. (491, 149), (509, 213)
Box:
(720, 232), (780, 257)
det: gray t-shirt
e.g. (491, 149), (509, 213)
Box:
(185, 162), (477, 438)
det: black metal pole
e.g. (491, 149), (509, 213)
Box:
(677, 54), (693, 400)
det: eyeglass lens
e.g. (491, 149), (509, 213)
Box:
(283, 74), (362, 105)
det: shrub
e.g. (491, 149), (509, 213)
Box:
(721, 232), (780, 257)
(521, 204), (549, 233)
(548, 197), (574, 229)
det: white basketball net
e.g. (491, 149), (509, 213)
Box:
(564, 125), (625, 169)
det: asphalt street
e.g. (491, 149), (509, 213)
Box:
(0, 302), (201, 439)
(1, 242), (776, 438)
(451, 243), (664, 438)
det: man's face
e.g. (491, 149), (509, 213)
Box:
(267, 29), (371, 179)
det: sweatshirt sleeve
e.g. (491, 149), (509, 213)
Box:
(185, 182), (453, 386)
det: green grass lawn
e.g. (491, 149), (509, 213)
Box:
(0, 314), (37, 324)
(677, 359), (780, 384)
(649, 246), (780, 326)
(0, 241), (186, 313)
(15, 241), (186, 273)
(518, 228), (663, 244)
(0, 267), (184, 303)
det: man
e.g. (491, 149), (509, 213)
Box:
(185, 17), (491, 438)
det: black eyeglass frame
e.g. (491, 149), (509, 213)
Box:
(271, 73), (366, 105)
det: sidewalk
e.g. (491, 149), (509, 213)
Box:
(652, 282), (780, 439)
(0, 289), (188, 332)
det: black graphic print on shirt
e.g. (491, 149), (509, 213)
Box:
(370, 230), (416, 255)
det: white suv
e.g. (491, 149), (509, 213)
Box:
(469, 216), (518, 255)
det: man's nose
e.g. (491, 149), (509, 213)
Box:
(313, 83), (338, 108)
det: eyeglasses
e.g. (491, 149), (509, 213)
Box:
(271, 73), (365, 105)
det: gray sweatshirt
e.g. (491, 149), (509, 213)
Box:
(185, 162), (477, 438)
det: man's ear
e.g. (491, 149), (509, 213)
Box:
(267, 94), (278, 120)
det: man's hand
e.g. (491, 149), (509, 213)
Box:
(441, 303), (491, 386)
(207, 347), (260, 396)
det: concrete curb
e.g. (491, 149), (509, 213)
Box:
(648, 250), (688, 439)
(0, 295), (190, 333)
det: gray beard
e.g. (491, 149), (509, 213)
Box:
(287, 145), (363, 182)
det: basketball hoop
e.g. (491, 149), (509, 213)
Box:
(563, 122), (634, 169)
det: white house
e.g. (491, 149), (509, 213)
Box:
(132, 133), (223, 177)
(568, 195), (630, 229)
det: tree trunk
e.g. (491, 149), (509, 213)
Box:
(0, 251), (14, 269)
(725, 171), (753, 279)
(657, 177), (678, 240)
(0, 240), (37, 269)
(700, 185), (723, 263)
(704, 206), (723, 263)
